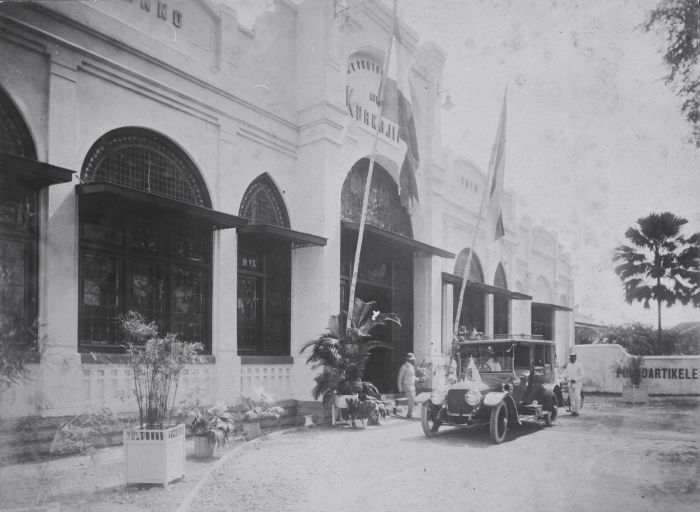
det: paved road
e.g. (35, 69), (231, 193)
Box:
(188, 398), (699, 512)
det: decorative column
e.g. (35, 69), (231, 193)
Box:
(441, 282), (454, 355)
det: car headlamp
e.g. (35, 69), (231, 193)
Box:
(465, 389), (481, 406)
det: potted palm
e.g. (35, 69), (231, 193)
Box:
(187, 403), (236, 458)
(300, 298), (400, 425)
(121, 312), (202, 486)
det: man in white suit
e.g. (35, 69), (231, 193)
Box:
(563, 351), (585, 416)
(397, 353), (417, 418)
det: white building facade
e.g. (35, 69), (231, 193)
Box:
(0, 0), (573, 419)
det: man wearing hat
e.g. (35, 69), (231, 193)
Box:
(563, 349), (585, 416)
(397, 353), (417, 418)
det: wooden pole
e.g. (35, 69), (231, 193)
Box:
(345, 0), (398, 331)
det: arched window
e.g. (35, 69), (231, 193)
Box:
(494, 263), (508, 289)
(78, 128), (213, 351)
(237, 175), (291, 356)
(341, 159), (412, 238)
(0, 88), (38, 344)
(454, 249), (484, 283)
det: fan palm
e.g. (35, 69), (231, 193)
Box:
(300, 298), (401, 405)
(614, 212), (700, 346)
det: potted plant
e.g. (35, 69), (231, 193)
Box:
(345, 396), (387, 428)
(228, 391), (284, 441)
(121, 312), (202, 486)
(186, 402), (236, 458)
(614, 355), (649, 404)
(300, 298), (400, 425)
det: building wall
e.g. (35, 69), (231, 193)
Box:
(0, 0), (575, 419)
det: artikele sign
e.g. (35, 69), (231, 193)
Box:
(345, 55), (400, 144)
(616, 367), (699, 380)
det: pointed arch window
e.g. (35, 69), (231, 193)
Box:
(493, 263), (509, 336)
(237, 175), (291, 356)
(78, 128), (214, 352)
(454, 249), (484, 283)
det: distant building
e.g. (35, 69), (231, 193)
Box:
(0, 0), (573, 419)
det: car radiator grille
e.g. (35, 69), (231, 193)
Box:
(446, 389), (475, 416)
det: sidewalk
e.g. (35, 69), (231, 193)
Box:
(0, 427), (299, 512)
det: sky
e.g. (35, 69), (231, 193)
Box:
(227, 0), (699, 328)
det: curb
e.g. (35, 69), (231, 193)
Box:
(175, 427), (302, 512)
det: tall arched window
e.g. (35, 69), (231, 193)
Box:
(0, 89), (38, 344)
(78, 128), (216, 352)
(452, 249), (485, 334)
(237, 175), (291, 356)
(493, 263), (509, 335)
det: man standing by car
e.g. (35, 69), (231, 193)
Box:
(397, 353), (417, 418)
(563, 351), (584, 416)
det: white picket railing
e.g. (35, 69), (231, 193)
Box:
(240, 364), (293, 400)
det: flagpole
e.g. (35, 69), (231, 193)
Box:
(345, 0), (398, 331)
(452, 87), (507, 339)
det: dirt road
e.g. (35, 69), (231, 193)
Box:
(188, 398), (699, 512)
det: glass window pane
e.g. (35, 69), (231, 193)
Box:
(172, 266), (205, 344)
(130, 261), (164, 327)
(0, 239), (25, 339)
(80, 252), (120, 345)
(237, 275), (258, 352)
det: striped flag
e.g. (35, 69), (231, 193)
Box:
(383, 1), (420, 211)
(487, 89), (507, 242)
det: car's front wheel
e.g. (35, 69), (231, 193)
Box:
(421, 401), (441, 437)
(543, 390), (557, 427)
(489, 401), (508, 444)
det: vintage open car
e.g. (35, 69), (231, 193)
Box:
(418, 337), (563, 444)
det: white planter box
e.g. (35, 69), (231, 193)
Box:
(331, 394), (358, 426)
(123, 424), (186, 486)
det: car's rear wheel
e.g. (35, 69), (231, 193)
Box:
(421, 402), (441, 437)
(543, 390), (557, 426)
(489, 401), (508, 444)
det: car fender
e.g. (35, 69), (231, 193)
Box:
(484, 391), (507, 407)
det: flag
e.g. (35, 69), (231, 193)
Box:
(382, 1), (420, 211)
(487, 88), (507, 243)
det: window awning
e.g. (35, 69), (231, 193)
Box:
(238, 224), (327, 248)
(442, 272), (533, 300)
(0, 152), (74, 188)
(532, 301), (573, 312)
(342, 221), (455, 258)
(76, 182), (248, 230)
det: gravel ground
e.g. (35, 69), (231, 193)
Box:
(0, 397), (698, 512)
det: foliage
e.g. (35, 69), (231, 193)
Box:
(575, 324), (604, 345)
(0, 318), (42, 394)
(599, 323), (686, 355)
(345, 397), (387, 427)
(612, 355), (645, 387)
(49, 407), (125, 456)
(300, 298), (400, 405)
(186, 402), (236, 447)
(227, 389), (285, 423)
(613, 212), (700, 341)
(643, 0), (700, 146)
(121, 312), (203, 429)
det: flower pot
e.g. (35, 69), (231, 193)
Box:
(193, 434), (214, 458)
(243, 421), (262, 441)
(123, 424), (186, 486)
(621, 385), (649, 404)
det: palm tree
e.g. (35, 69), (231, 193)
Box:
(300, 298), (400, 405)
(614, 212), (700, 347)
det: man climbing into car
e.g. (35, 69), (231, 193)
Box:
(563, 350), (584, 416)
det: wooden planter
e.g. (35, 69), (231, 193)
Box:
(242, 421), (262, 441)
(193, 434), (214, 458)
(123, 424), (186, 486)
(621, 385), (649, 404)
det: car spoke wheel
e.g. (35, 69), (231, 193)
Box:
(421, 402), (441, 437)
(489, 401), (508, 444)
(544, 390), (557, 426)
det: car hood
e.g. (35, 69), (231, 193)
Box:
(449, 374), (512, 393)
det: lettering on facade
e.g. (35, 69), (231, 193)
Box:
(122, 0), (182, 28)
(345, 55), (400, 144)
(616, 367), (699, 380)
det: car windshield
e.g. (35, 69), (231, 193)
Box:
(459, 344), (513, 373)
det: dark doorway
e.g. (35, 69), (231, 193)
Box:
(454, 286), (486, 334)
(340, 230), (413, 393)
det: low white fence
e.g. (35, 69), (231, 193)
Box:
(240, 364), (293, 400)
(574, 344), (700, 395)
